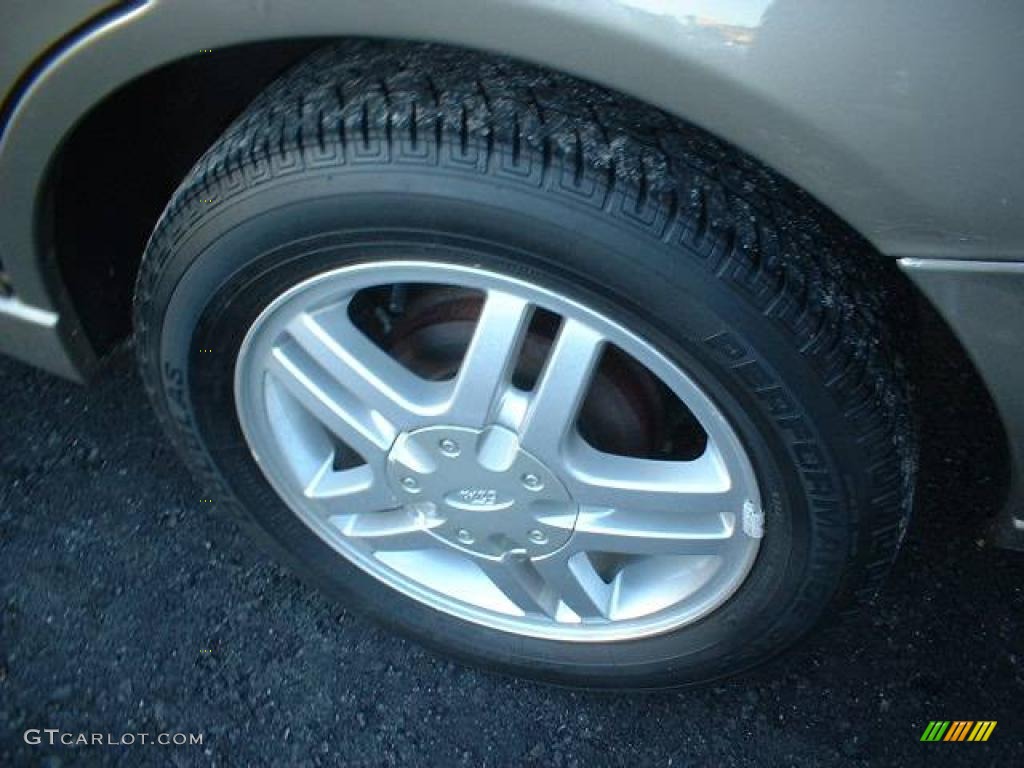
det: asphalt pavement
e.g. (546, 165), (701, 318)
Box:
(1, 336), (1021, 767)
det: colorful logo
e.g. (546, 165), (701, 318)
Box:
(920, 721), (997, 742)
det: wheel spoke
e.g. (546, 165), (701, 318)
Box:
(565, 440), (738, 513)
(552, 505), (737, 556)
(305, 463), (398, 516)
(447, 290), (533, 427)
(532, 550), (612, 620)
(475, 555), (556, 617)
(287, 308), (448, 427)
(265, 345), (394, 461)
(519, 318), (605, 459)
(332, 507), (443, 552)
(475, 551), (613, 620)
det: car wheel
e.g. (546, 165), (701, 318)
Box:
(134, 42), (915, 687)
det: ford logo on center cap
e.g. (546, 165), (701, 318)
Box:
(444, 488), (515, 512)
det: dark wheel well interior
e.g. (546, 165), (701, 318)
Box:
(47, 40), (324, 354)
(43, 37), (1010, 526)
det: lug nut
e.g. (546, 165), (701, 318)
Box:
(521, 473), (543, 491)
(401, 477), (420, 492)
(528, 529), (548, 544)
(439, 438), (460, 457)
(457, 529), (474, 544)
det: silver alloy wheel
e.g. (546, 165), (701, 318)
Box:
(234, 261), (763, 642)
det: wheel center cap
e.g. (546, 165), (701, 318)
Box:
(386, 425), (576, 557)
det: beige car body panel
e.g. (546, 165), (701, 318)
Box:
(1, 0), (1022, 537)
(0, 1), (113, 93)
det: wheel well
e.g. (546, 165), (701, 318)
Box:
(47, 40), (324, 354)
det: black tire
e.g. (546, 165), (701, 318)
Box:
(134, 42), (916, 688)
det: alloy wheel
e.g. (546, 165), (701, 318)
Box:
(234, 260), (763, 642)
